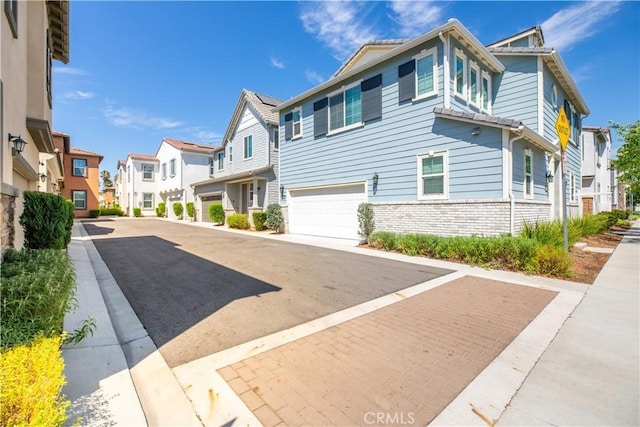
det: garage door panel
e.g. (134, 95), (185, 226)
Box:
(289, 184), (366, 239)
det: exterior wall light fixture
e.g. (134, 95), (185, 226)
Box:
(8, 133), (27, 155)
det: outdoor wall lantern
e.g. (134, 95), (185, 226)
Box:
(372, 172), (379, 187)
(546, 170), (554, 183)
(8, 133), (27, 155)
(280, 184), (285, 199)
(39, 173), (46, 183)
(471, 127), (481, 136)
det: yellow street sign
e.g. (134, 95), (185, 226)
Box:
(555, 108), (570, 151)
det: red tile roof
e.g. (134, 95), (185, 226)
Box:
(163, 138), (215, 154)
(128, 153), (159, 161)
(69, 147), (103, 159)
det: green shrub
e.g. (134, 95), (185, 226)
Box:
(156, 202), (166, 217)
(100, 207), (125, 216)
(357, 203), (375, 243)
(186, 202), (195, 219)
(531, 244), (572, 278)
(0, 335), (70, 426)
(0, 250), (76, 348)
(265, 203), (284, 232)
(133, 207), (142, 217)
(227, 213), (250, 229)
(89, 209), (100, 218)
(570, 214), (608, 238)
(208, 203), (225, 224)
(519, 219), (580, 248)
(252, 212), (267, 231)
(369, 231), (398, 251)
(19, 192), (74, 250)
(173, 202), (184, 218)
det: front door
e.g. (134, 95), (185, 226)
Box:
(241, 184), (248, 214)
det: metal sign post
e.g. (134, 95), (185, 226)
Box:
(555, 108), (571, 253)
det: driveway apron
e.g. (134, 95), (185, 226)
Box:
(82, 218), (453, 367)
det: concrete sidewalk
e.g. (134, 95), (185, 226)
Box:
(498, 220), (640, 426)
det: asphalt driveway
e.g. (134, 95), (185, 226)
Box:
(82, 218), (452, 367)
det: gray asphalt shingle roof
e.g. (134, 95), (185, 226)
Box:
(433, 107), (523, 128)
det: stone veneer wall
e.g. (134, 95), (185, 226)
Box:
(1, 193), (16, 254)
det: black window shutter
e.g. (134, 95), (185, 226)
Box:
(284, 112), (293, 140)
(398, 60), (416, 103)
(313, 98), (328, 137)
(361, 74), (382, 122)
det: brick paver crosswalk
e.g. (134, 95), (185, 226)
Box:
(218, 276), (558, 426)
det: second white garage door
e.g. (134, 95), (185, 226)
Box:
(288, 183), (366, 240)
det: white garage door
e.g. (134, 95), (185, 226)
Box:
(288, 183), (366, 239)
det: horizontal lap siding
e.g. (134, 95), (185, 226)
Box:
(492, 56), (538, 130)
(543, 65), (559, 141)
(511, 140), (549, 200)
(219, 106), (269, 178)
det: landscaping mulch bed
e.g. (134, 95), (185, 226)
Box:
(570, 228), (625, 284)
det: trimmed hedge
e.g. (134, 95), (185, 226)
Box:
(156, 202), (166, 217)
(100, 207), (125, 216)
(19, 192), (74, 249)
(186, 202), (195, 219)
(133, 208), (142, 217)
(0, 336), (69, 426)
(172, 202), (184, 218)
(208, 203), (225, 224)
(89, 209), (100, 218)
(252, 212), (267, 231)
(227, 214), (250, 229)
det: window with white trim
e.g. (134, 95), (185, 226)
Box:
(169, 158), (176, 177)
(570, 172), (577, 203)
(417, 152), (448, 199)
(481, 70), (491, 113)
(454, 49), (467, 99)
(161, 163), (167, 180)
(127, 165), (130, 182)
(244, 135), (253, 159)
(142, 164), (154, 181)
(524, 149), (533, 198)
(273, 129), (279, 150)
(415, 48), (437, 98)
(208, 157), (215, 176)
(72, 190), (87, 210)
(72, 159), (87, 177)
(329, 82), (362, 133)
(292, 108), (302, 138)
(142, 193), (153, 209)
(217, 151), (224, 170)
(249, 183), (254, 208)
(469, 61), (480, 106)
(229, 146), (233, 162)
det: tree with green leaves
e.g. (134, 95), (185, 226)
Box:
(101, 170), (113, 188)
(610, 121), (640, 209)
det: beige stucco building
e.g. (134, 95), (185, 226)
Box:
(1, 0), (69, 252)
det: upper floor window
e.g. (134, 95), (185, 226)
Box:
(73, 159), (87, 177)
(229, 146), (233, 162)
(127, 165), (130, 182)
(415, 48), (437, 99)
(209, 157), (215, 176)
(481, 71), (491, 113)
(417, 152), (448, 200)
(142, 164), (154, 181)
(454, 49), (467, 99)
(217, 152), (224, 170)
(244, 135), (253, 159)
(469, 61), (480, 106)
(329, 83), (362, 132)
(524, 149), (533, 198)
(161, 163), (167, 180)
(5, 0), (18, 38)
(273, 129), (279, 150)
(292, 109), (302, 138)
(169, 158), (176, 177)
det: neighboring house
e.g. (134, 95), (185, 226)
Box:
(102, 186), (115, 207)
(581, 126), (612, 214)
(1, 0), (70, 251)
(275, 20), (588, 240)
(124, 153), (159, 217)
(155, 138), (215, 219)
(611, 168), (627, 212)
(56, 132), (103, 218)
(115, 159), (127, 212)
(192, 90), (282, 225)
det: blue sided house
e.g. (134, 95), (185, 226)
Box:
(275, 19), (588, 240)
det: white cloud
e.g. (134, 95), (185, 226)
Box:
(104, 105), (184, 130)
(305, 70), (325, 85)
(542, 1), (622, 52)
(54, 66), (88, 76)
(270, 56), (285, 69)
(63, 90), (95, 100)
(388, 0), (443, 37)
(300, 1), (379, 60)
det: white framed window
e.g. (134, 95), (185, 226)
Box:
(142, 164), (154, 181)
(292, 108), (302, 138)
(249, 183), (254, 208)
(328, 82), (362, 133)
(228, 146), (233, 163)
(469, 61), (480, 106)
(72, 190), (87, 210)
(161, 163), (167, 180)
(127, 165), (130, 182)
(142, 193), (153, 209)
(273, 128), (279, 150)
(570, 172), (578, 203)
(524, 149), (533, 198)
(217, 151), (225, 170)
(551, 84), (558, 109)
(208, 157), (215, 176)
(244, 135), (253, 159)
(417, 151), (448, 199)
(454, 49), (467, 99)
(415, 47), (437, 99)
(169, 158), (176, 177)
(72, 159), (87, 177)
(481, 70), (491, 113)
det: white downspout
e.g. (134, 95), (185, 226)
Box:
(509, 128), (525, 235)
(438, 32), (450, 109)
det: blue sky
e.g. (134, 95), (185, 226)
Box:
(53, 1), (640, 183)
